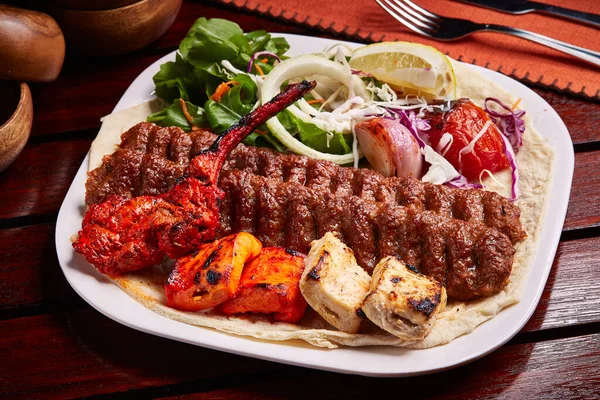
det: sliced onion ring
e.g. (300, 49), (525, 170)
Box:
(261, 55), (369, 164)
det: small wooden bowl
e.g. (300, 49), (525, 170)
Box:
(50, 0), (182, 56)
(0, 5), (65, 82)
(52, 0), (140, 11)
(0, 82), (33, 173)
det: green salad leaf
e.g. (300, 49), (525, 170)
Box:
(153, 53), (203, 104)
(149, 18), (288, 126)
(180, 18), (248, 67)
(204, 100), (239, 133)
(246, 30), (271, 54)
(147, 99), (207, 132)
(245, 131), (287, 152)
(265, 37), (290, 56)
(278, 110), (352, 155)
(204, 74), (257, 132)
(218, 74), (257, 116)
(147, 17), (351, 156)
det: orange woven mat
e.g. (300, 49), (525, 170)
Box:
(219, 0), (600, 99)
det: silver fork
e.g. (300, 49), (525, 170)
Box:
(376, 0), (600, 67)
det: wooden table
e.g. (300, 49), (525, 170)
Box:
(2, 1), (599, 398)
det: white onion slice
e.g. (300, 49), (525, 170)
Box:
(261, 55), (369, 164)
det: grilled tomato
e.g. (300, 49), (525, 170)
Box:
(220, 247), (308, 323)
(164, 232), (262, 311)
(427, 99), (508, 180)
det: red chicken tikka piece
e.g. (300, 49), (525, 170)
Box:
(220, 247), (308, 323)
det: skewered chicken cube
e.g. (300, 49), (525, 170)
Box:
(362, 256), (447, 341)
(164, 232), (262, 311)
(221, 247), (308, 323)
(300, 232), (371, 333)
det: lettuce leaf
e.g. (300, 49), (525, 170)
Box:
(220, 74), (258, 115)
(147, 99), (208, 132)
(180, 18), (248, 67)
(204, 100), (239, 133)
(265, 37), (290, 56)
(246, 30), (271, 55)
(153, 53), (205, 104)
(149, 17), (291, 152)
(278, 111), (352, 155)
(153, 18), (289, 105)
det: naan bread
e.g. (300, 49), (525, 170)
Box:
(86, 60), (555, 349)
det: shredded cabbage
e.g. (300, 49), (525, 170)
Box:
(498, 131), (520, 201)
(246, 51), (280, 73)
(422, 145), (459, 184)
(437, 132), (453, 156)
(446, 175), (484, 190)
(351, 119), (359, 168)
(484, 97), (525, 152)
(316, 43), (354, 59)
(478, 169), (505, 189)
(395, 110), (427, 148)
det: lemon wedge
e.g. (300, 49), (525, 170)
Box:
(349, 42), (457, 100)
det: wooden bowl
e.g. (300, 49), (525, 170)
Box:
(52, 0), (140, 11)
(50, 0), (182, 56)
(0, 82), (33, 173)
(0, 5), (65, 82)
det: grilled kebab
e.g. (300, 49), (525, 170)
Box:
(73, 81), (317, 276)
(82, 110), (525, 300)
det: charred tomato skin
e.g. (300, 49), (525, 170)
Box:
(427, 100), (509, 180)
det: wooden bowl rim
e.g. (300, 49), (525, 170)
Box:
(51, 0), (141, 12)
(53, 0), (173, 14)
(0, 82), (30, 131)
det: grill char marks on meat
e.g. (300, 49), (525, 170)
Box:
(218, 170), (514, 300)
(227, 146), (526, 244)
(85, 122), (525, 244)
(85, 125), (214, 205)
(85, 122), (522, 298)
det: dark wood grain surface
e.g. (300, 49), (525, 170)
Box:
(158, 333), (600, 400)
(1, 1), (599, 399)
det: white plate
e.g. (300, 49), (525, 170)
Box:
(55, 34), (573, 377)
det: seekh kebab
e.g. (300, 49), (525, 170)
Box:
(82, 111), (524, 300)
(86, 122), (525, 243)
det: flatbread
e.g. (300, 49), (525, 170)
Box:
(86, 60), (555, 349)
(89, 99), (166, 171)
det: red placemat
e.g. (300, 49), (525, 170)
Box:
(218, 0), (600, 99)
